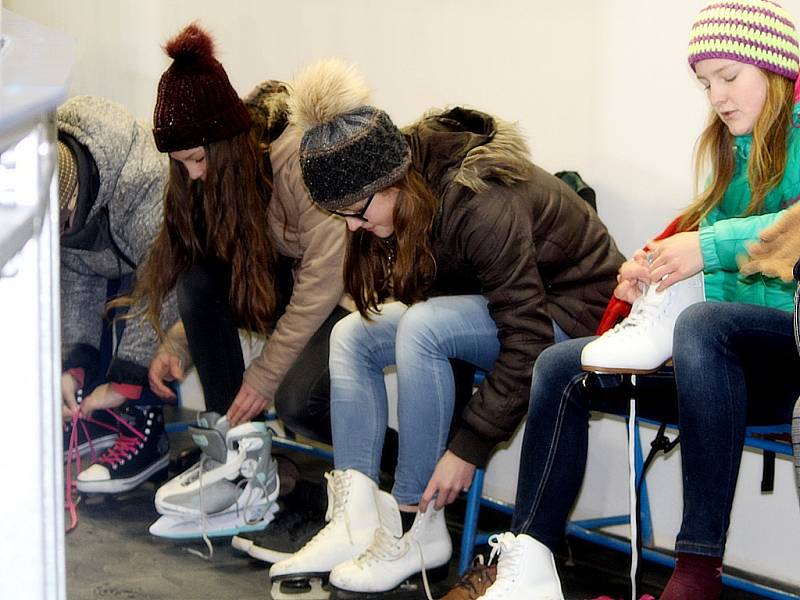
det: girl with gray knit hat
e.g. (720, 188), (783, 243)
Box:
(268, 58), (623, 598)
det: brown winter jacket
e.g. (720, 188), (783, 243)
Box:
(404, 107), (624, 466)
(162, 82), (348, 405)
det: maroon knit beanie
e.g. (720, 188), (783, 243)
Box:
(153, 23), (252, 153)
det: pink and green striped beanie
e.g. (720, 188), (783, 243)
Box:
(688, 0), (800, 80)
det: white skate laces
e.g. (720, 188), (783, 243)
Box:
(477, 533), (526, 599)
(187, 435), (274, 561)
(581, 272), (705, 374)
(187, 455), (214, 561)
(488, 532), (522, 578)
(607, 285), (666, 337)
(301, 471), (354, 552)
(347, 511), (436, 600)
(354, 526), (404, 565)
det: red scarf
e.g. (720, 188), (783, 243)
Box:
(596, 217), (693, 334)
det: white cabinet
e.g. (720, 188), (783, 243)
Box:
(0, 10), (73, 600)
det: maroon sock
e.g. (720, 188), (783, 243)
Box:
(659, 552), (723, 600)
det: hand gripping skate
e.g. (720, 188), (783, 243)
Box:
(581, 272), (705, 374)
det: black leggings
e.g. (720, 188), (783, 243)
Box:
(176, 260), (347, 442)
(176, 260), (478, 444)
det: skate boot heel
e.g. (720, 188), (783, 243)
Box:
(271, 575), (330, 600)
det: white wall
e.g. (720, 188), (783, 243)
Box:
(10, 0), (800, 590)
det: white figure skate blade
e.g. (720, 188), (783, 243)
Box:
(271, 577), (329, 600)
(149, 501), (279, 539)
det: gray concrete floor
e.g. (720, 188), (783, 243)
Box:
(65, 437), (767, 600)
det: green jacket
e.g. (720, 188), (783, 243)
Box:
(699, 106), (800, 312)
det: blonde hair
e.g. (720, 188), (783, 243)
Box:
(680, 70), (795, 231)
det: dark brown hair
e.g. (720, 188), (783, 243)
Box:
(346, 168), (438, 316)
(681, 70), (795, 230)
(124, 129), (278, 337)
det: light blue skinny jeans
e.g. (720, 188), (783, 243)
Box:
(329, 295), (568, 505)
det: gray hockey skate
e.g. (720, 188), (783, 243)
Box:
(149, 412), (280, 539)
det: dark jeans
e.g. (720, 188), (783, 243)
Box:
(176, 260), (348, 442)
(511, 302), (799, 558)
(96, 275), (163, 408)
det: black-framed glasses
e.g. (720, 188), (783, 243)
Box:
(328, 193), (375, 222)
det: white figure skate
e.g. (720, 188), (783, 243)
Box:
(581, 272), (705, 374)
(478, 532), (564, 600)
(269, 469), (380, 600)
(328, 491), (452, 598)
(149, 412), (279, 539)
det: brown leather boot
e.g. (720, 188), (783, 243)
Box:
(439, 555), (497, 599)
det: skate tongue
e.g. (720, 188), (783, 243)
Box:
(188, 426), (228, 463)
(643, 281), (666, 304)
(374, 490), (403, 538)
(197, 411), (231, 434)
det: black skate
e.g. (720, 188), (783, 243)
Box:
(76, 405), (169, 494)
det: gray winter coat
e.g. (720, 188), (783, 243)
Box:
(59, 96), (174, 387)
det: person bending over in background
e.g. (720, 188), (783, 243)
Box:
(59, 95), (176, 496)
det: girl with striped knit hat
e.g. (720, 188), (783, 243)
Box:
(439, 1), (800, 598)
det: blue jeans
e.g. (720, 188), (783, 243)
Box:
(673, 302), (798, 556)
(329, 296), (501, 505)
(511, 302), (799, 557)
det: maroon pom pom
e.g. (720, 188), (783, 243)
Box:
(164, 22), (215, 63)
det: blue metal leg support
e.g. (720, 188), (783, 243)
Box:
(458, 468), (485, 575)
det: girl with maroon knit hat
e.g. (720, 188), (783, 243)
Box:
(128, 23), (350, 458)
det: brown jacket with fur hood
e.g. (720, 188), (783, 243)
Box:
(162, 82), (348, 404)
(404, 107), (623, 465)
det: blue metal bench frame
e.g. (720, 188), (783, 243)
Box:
(458, 413), (797, 599)
(164, 379), (797, 598)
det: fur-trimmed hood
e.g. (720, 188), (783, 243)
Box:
(403, 107), (531, 196)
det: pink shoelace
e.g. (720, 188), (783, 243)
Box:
(64, 409), (143, 533)
(96, 428), (146, 468)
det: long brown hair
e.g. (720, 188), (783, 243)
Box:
(346, 168), (438, 316)
(681, 70), (795, 230)
(125, 129), (279, 337)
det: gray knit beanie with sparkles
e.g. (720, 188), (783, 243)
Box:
(289, 59), (410, 211)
